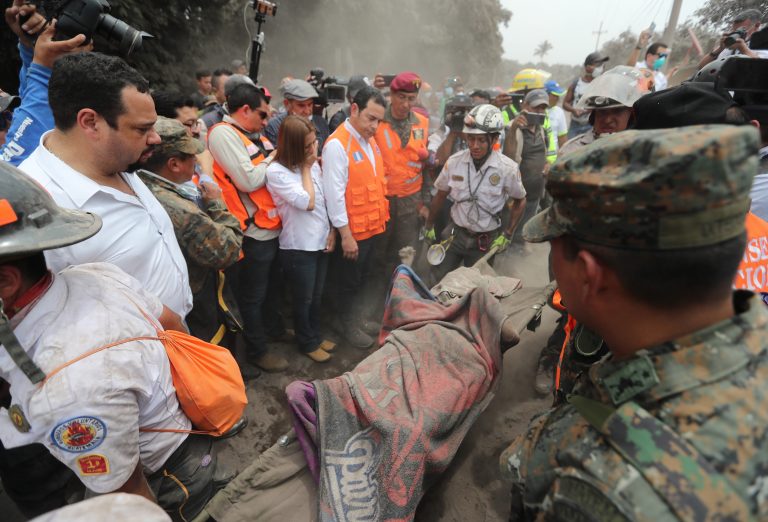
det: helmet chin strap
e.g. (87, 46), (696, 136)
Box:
(0, 298), (46, 384)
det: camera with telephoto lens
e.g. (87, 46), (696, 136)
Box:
(308, 68), (347, 107)
(724, 28), (748, 47)
(47, 0), (151, 58)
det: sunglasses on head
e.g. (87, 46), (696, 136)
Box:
(658, 53), (669, 58)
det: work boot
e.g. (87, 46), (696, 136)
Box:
(218, 416), (248, 440)
(344, 325), (374, 350)
(249, 352), (289, 373)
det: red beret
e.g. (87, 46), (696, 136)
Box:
(390, 72), (422, 93)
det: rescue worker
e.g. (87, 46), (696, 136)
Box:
(502, 124), (768, 520)
(424, 104), (527, 283)
(135, 118), (253, 377)
(559, 65), (651, 157)
(503, 89), (551, 249)
(373, 71), (430, 273)
(323, 86), (390, 349)
(0, 163), (229, 521)
(208, 83), (290, 373)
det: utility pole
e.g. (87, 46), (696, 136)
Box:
(593, 20), (607, 51)
(662, 0), (683, 45)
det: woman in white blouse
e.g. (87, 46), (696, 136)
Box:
(266, 115), (336, 362)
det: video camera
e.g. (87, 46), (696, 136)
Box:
(444, 94), (473, 132)
(308, 68), (347, 106)
(41, 0), (151, 58)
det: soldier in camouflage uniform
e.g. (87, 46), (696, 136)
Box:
(136, 118), (246, 360)
(502, 125), (768, 520)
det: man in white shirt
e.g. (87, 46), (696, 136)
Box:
(628, 38), (671, 92)
(322, 86), (389, 349)
(544, 80), (568, 152)
(19, 52), (193, 319)
(697, 9), (768, 69)
(0, 163), (225, 520)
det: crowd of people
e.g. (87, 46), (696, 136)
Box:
(1, 0), (768, 520)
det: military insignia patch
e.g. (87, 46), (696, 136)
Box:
(51, 416), (106, 453)
(77, 454), (109, 475)
(489, 174), (501, 186)
(8, 404), (30, 433)
(412, 129), (424, 141)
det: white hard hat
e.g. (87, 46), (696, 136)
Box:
(462, 104), (504, 134)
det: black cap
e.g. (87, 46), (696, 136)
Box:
(585, 52), (609, 66)
(633, 83), (738, 129)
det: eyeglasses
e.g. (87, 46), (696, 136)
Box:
(0, 111), (12, 132)
(657, 53), (669, 58)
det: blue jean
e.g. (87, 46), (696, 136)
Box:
(280, 249), (329, 353)
(236, 237), (284, 359)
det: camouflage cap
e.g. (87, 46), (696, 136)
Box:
(154, 117), (205, 155)
(523, 125), (759, 250)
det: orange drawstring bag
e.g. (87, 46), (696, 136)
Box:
(43, 305), (247, 437)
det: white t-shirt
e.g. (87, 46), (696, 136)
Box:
(266, 161), (330, 251)
(20, 133), (193, 318)
(435, 149), (526, 232)
(547, 106), (568, 144)
(634, 61), (668, 91)
(0, 263), (190, 493)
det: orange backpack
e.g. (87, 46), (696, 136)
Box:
(43, 306), (247, 437)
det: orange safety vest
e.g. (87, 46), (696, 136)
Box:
(328, 124), (390, 241)
(209, 122), (280, 231)
(734, 212), (768, 293)
(374, 112), (429, 197)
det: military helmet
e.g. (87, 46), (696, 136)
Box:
(0, 162), (102, 261)
(576, 66), (652, 110)
(463, 104), (504, 134)
(508, 69), (551, 93)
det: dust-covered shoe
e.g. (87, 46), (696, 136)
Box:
(344, 326), (374, 350)
(305, 347), (332, 362)
(249, 352), (289, 373)
(360, 319), (381, 337)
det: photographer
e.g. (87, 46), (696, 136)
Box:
(698, 9), (768, 69)
(1, 1), (90, 166)
(503, 89), (550, 249)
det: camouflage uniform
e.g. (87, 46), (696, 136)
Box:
(502, 125), (768, 520)
(137, 117), (243, 343)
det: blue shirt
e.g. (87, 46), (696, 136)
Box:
(1, 43), (54, 166)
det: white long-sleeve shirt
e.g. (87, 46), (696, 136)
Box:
(321, 120), (378, 229)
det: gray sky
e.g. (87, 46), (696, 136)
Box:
(500, 0), (710, 66)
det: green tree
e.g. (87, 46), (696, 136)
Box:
(694, 0), (768, 27)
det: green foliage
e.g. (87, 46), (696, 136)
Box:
(694, 0), (768, 28)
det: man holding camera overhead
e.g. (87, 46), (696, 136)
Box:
(698, 9), (768, 68)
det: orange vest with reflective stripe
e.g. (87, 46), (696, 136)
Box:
(329, 124), (390, 241)
(209, 123), (281, 231)
(734, 212), (768, 293)
(374, 112), (429, 197)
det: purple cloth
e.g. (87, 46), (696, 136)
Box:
(285, 380), (320, 483)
